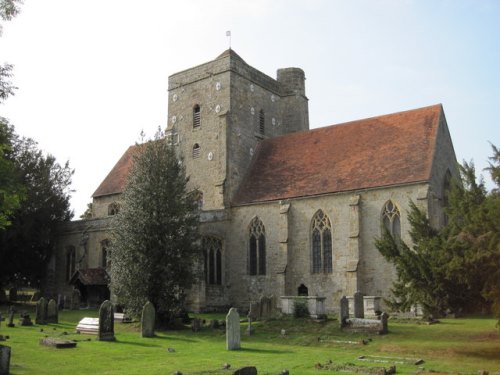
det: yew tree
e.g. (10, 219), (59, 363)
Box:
(110, 130), (200, 326)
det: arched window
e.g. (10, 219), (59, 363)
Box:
(249, 217), (266, 275)
(101, 239), (110, 268)
(108, 202), (120, 216)
(203, 236), (222, 285)
(66, 246), (76, 281)
(311, 210), (333, 273)
(192, 143), (201, 158)
(443, 170), (452, 225)
(382, 200), (401, 240)
(259, 109), (265, 135)
(193, 104), (201, 128)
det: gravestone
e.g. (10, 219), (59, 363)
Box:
(0, 345), (11, 375)
(353, 291), (364, 319)
(19, 313), (33, 326)
(259, 296), (273, 319)
(8, 288), (17, 302)
(248, 301), (260, 320)
(246, 316), (254, 336)
(226, 308), (240, 350)
(35, 297), (47, 325)
(7, 311), (14, 328)
(339, 296), (349, 327)
(97, 300), (115, 341)
(191, 318), (201, 332)
(380, 312), (389, 334)
(40, 338), (77, 349)
(71, 289), (81, 310)
(141, 301), (155, 338)
(47, 299), (58, 324)
(232, 366), (257, 375)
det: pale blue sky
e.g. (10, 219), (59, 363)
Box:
(1, 0), (499, 217)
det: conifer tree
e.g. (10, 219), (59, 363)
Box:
(110, 130), (200, 325)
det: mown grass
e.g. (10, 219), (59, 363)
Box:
(1, 305), (499, 374)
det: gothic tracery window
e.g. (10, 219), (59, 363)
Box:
(203, 236), (222, 285)
(382, 200), (401, 240)
(108, 202), (120, 216)
(249, 217), (266, 275)
(311, 210), (332, 273)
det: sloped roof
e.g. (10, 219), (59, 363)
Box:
(92, 145), (139, 198)
(69, 268), (109, 286)
(233, 104), (443, 205)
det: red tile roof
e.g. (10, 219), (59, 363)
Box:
(233, 104), (443, 205)
(92, 145), (139, 198)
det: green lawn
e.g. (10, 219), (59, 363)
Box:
(1, 305), (499, 374)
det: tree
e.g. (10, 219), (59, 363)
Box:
(110, 130), (200, 326)
(376, 145), (500, 318)
(0, 132), (74, 288)
(0, 118), (24, 229)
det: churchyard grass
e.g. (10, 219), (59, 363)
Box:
(1, 305), (499, 374)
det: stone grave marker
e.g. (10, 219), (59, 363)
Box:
(260, 295), (273, 319)
(248, 301), (260, 320)
(232, 366), (257, 375)
(76, 317), (99, 334)
(141, 301), (155, 338)
(339, 296), (349, 327)
(98, 300), (115, 341)
(0, 345), (11, 375)
(7, 311), (14, 328)
(226, 308), (240, 350)
(380, 312), (389, 334)
(353, 291), (364, 318)
(19, 313), (33, 326)
(191, 318), (201, 332)
(35, 297), (47, 325)
(47, 299), (58, 324)
(71, 289), (81, 310)
(40, 338), (77, 349)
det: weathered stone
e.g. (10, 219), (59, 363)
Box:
(35, 297), (47, 325)
(246, 317), (254, 336)
(226, 307), (240, 350)
(209, 319), (219, 329)
(248, 302), (260, 320)
(259, 296), (273, 319)
(353, 291), (364, 319)
(47, 299), (58, 324)
(0, 345), (10, 375)
(191, 318), (201, 332)
(363, 296), (382, 318)
(97, 300), (115, 341)
(19, 313), (32, 326)
(380, 312), (389, 334)
(76, 317), (99, 335)
(339, 296), (349, 327)
(141, 301), (155, 338)
(280, 370), (289, 375)
(70, 289), (81, 310)
(40, 338), (77, 349)
(232, 366), (257, 375)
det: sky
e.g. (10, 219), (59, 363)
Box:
(1, 0), (499, 218)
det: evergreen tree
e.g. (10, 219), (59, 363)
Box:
(110, 130), (200, 326)
(376, 145), (500, 318)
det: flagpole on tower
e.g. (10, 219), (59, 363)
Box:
(226, 30), (231, 50)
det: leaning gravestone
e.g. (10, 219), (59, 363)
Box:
(98, 300), (115, 341)
(141, 301), (155, 338)
(0, 345), (11, 375)
(35, 297), (47, 325)
(226, 308), (241, 350)
(353, 291), (364, 319)
(46, 299), (58, 324)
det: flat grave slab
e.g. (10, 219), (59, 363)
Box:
(76, 317), (99, 335)
(40, 338), (77, 349)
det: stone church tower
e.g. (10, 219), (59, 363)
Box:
(50, 50), (459, 313)
(166, 49), (309, 209)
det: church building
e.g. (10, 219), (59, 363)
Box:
(48, 50), (459, 312)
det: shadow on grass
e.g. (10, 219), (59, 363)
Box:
(105, 340), (161, 348)
(239, 347), (293, 354)
(150, 334), (198, 343)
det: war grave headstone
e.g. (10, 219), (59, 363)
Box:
(46, 299), (58, 324)
(35, 297), (47, 325)
(226, 308), (241, 350)
(0, 345), (11, 375)
(97, 300), (115, 341)
(141, 301), (155, 338)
